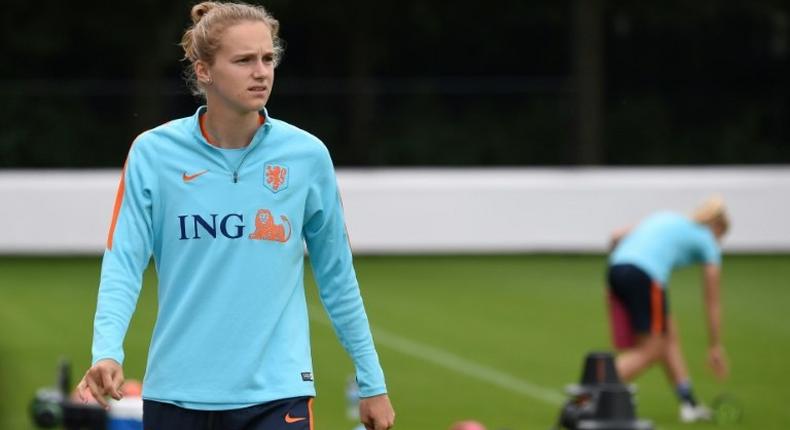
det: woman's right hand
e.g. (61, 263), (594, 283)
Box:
(76, 359), (125, 409)
(708, 344), (729, 380)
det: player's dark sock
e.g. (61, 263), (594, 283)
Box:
(676, 380), (698, 406)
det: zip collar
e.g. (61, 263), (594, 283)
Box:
(190, 106), (274, 183)
(191, 105), (273, 151)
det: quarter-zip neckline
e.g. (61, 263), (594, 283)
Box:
(197, 108), (272, 183)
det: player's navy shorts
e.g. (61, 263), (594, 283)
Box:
(143, 396), (313, 430)
(607, 263), (668, 348)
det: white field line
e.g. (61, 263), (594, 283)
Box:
(309, 305), (565, 406)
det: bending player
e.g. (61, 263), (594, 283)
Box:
(606, 196), (729, 422)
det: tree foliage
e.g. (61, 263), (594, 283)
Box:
(1, 0), (787, 167)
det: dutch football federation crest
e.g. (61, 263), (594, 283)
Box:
(264, 164), (288, 193)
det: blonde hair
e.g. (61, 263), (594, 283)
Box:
(692, 194), (730, 235)
(180, 1), (284, 96)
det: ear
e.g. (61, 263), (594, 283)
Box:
(194, 60), (212, 84)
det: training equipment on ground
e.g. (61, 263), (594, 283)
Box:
(30, 360), (106, 430)
(711, 393), (743, 425)
(554, 352), (654, 430)
(449, 420), (487, 430)
(30, 359), (143, 430)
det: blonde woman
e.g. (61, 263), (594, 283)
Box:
(77, 2), (395, 429)
(607, 196), (729, 423)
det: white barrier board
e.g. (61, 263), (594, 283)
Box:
(1, 167), (788, 254)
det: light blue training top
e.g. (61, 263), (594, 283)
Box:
(92, 106), (386, 410)
(610, 211), (721, 286)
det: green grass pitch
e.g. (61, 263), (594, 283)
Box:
(1, 254), (789, 429)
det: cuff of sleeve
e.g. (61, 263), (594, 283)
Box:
(359, 387), (387, 399)
(91, 354), (124, 367)
(359, 386), (388, 398)
(355, 354), (387, 397)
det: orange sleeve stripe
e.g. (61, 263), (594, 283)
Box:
(106, 163), (127, 250)
(337, 189), (354, 251)
(650, 282), (665, 334)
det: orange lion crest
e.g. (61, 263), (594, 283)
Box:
(264, 164), (288, 193)
(248, 209), (291, 243)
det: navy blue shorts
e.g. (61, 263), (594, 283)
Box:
(143, 396), (313, 430)
(607, 264), (668, 347)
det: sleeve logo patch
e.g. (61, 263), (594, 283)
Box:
(301, 372), (313, 381)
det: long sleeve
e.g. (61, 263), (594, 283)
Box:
(91, 139), (156, 365)
(303, 146), (387, 397)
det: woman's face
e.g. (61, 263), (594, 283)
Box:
(203, 21), (275, 114)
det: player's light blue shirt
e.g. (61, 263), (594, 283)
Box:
(92, 107), (386, 409)
(610, 211), (721, 286)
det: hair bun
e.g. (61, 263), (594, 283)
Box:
(191, 2), (218, 24)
